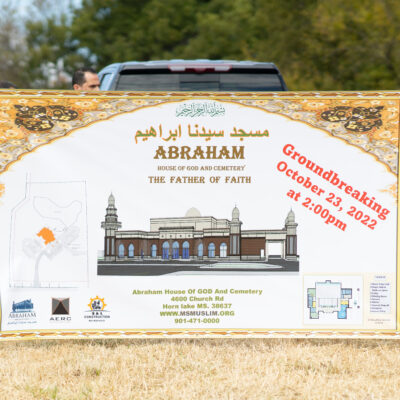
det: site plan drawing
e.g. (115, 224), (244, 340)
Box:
(9, 180), (88, 288)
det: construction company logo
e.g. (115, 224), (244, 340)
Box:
(84, 296), (110, 322)
(50, 297), (71, 322)
(8, 299), (37, 325)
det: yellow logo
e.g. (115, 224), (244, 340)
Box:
(88, 296), (107, 311)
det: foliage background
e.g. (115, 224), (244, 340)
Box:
(1, 0), (400, 90)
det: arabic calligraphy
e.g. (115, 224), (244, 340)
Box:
(230, 127), (269, 141)
(188, 124), (224, 141)
(176, 102), (225, 117)
(135, 124), (269, 143)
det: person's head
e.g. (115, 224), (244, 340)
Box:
(72, 68), (100, 91)
(0, 81), (16, 89)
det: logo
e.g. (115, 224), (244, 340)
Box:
(8, 299), (37, 325)
(84, 296), (110, 322)
(50, 298), (71, 322)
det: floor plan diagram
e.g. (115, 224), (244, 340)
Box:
(307, 280), (353, 319)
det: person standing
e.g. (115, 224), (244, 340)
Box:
(0, 81), (16, 88)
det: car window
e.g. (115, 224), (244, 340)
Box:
(219, 73), (283, 91)
(116, 71), (284, 91)
(100, 73), (113, 90)
(118, 73), (180, 91)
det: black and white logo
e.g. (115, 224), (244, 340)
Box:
(50, 297), (71, 322)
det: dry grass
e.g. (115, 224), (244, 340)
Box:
(0, 339), (399, 399)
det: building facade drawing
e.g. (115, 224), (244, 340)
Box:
(100, 194), (299, 264)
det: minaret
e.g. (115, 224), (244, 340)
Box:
(101, 193), (121, 261)
(285, 209), (298, 260)
(229, 205), (242, 259)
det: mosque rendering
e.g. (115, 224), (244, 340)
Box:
(98, 194), (299, 273)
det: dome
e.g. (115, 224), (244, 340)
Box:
(232, 205), (240, 220)
(286, 209), (295, 224)
(185, 207), (201, 217)
(108, 193), (115, 206)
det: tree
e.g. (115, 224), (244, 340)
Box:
(25, 0), (91, 88)
(20, 0), (400, 90)
(250, 0), (318, 90)
(301, 0), (400, 90)
(0, 1), (30, 87)
(70, 0), (205, 64)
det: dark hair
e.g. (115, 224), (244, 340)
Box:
(72, 67), (97, 87)
(0, 81), (16, 88)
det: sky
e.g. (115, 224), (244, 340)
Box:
(16, 0), (82, 19)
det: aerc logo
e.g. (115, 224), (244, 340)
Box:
(50, 298), (71, 322)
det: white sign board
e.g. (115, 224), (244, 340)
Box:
(0, 90), (398, 339)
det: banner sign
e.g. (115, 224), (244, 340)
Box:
(0, 90), (398, 339)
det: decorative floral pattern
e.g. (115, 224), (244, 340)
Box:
(238, 97), (398, 175)
(320, 106), (383, 132)
(0, 95), (165, 176)
(14, 105), (78, 131)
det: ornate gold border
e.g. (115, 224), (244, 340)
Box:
(1, 89), (400, 98)
(0, 329), (399, 341)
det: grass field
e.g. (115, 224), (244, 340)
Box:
(0, 339), (399, 399)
